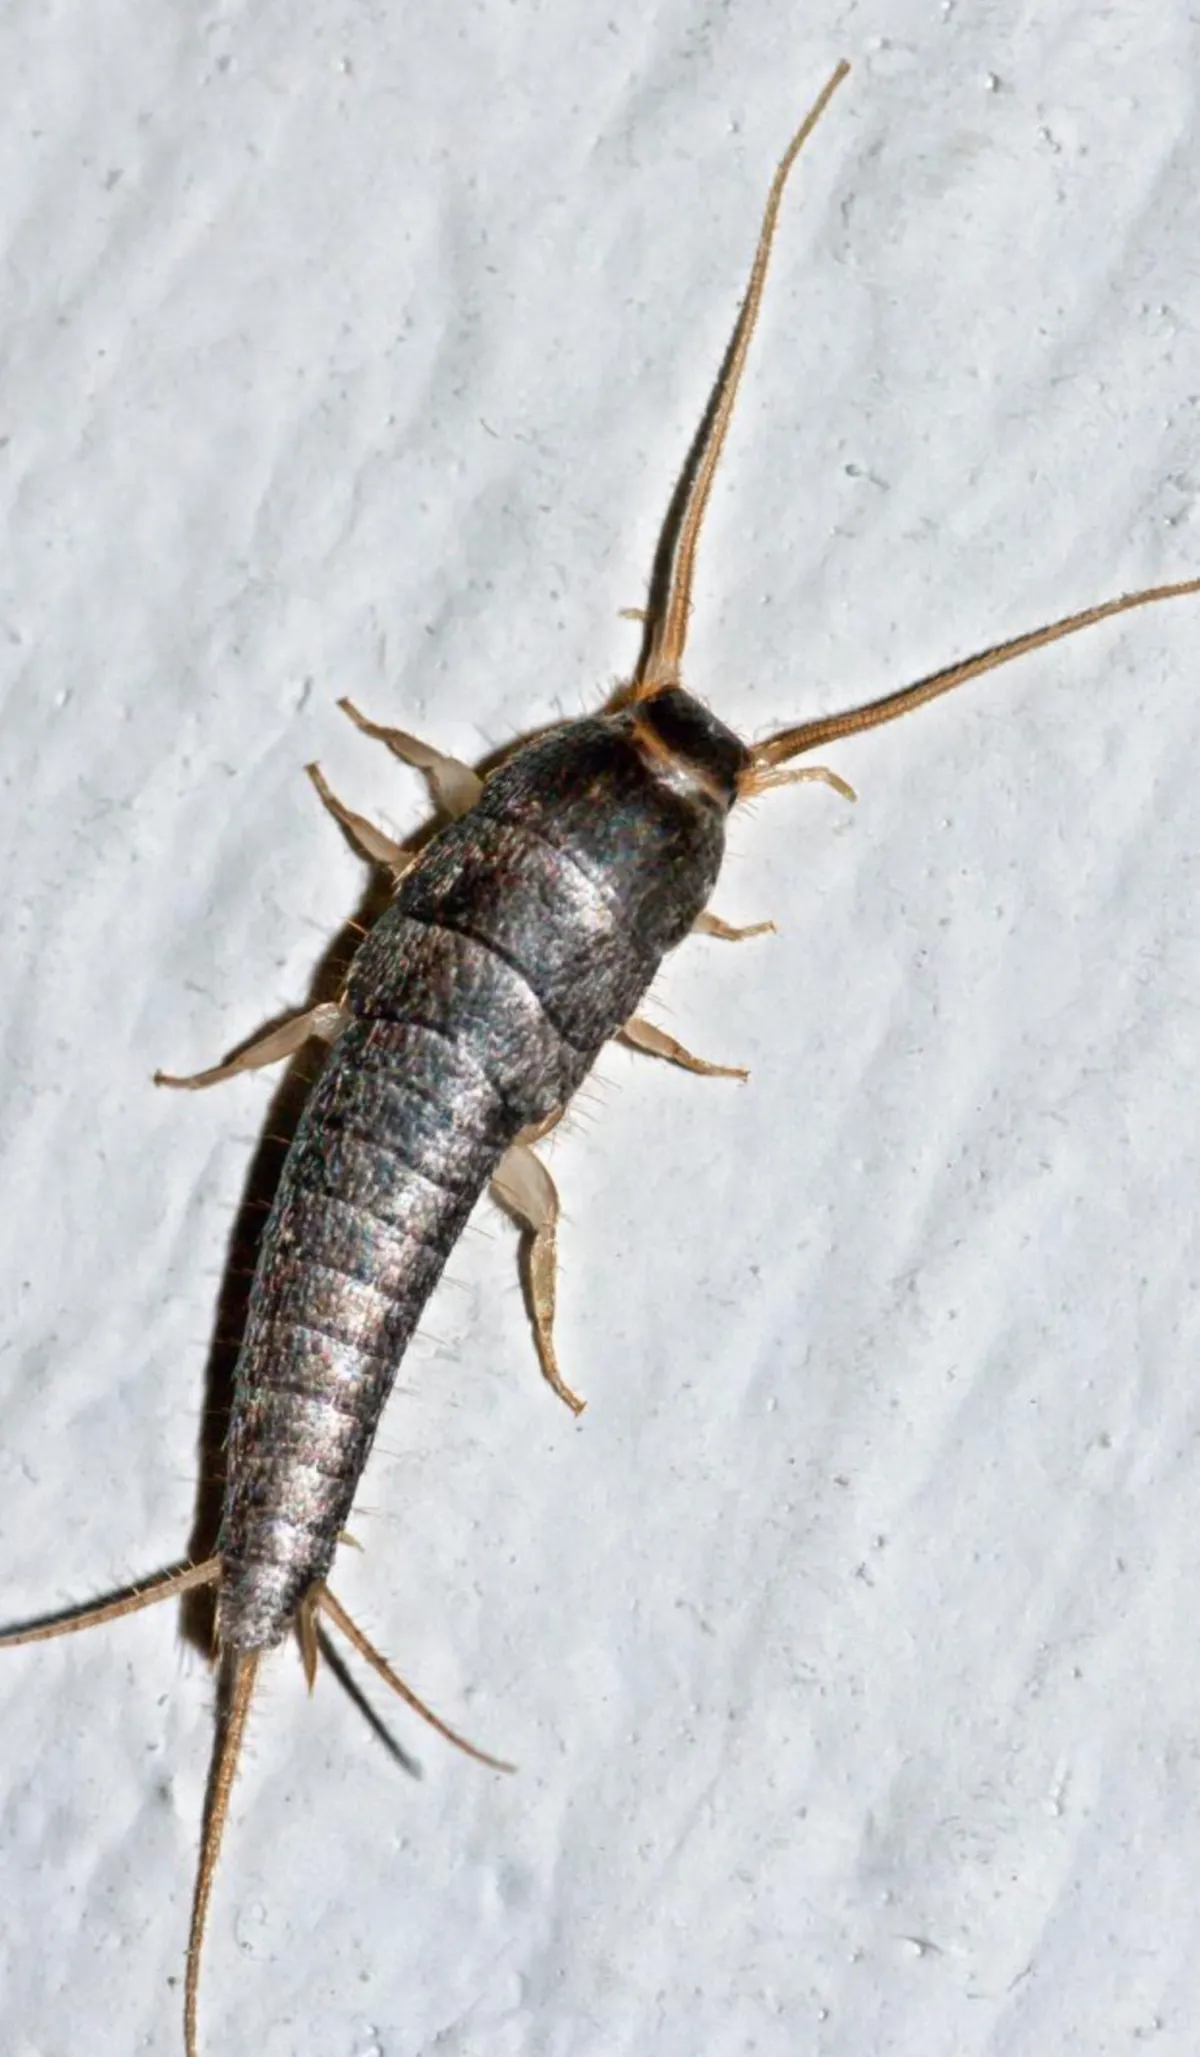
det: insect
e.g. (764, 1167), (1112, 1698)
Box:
(2, 55), (1198, 2057)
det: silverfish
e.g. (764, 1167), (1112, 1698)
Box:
(3, 59), (1197, 2055)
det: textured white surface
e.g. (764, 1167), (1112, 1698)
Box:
(2, 5), (1199, 2055)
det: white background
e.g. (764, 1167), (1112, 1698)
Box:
(2, 4), (1199, 2054)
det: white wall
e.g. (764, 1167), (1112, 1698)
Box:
(2, 6), (1198, 2054)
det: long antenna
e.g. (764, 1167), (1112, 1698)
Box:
(636, 59), (851, 697)
(745, 578), (1200, 778)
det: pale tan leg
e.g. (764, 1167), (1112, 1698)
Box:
(155, 1000), (348, 1091)
(693, 909), (776, 941)
(307, 761), (414, 874)
(620, 1014), (747, 1081)
(490, 1139), (585, 1418)
(339, 698), (484, 819)
(741, 762), (857, 802)
(515, 1105), (566, 1149)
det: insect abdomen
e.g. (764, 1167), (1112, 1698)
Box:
(215, 1005), (515, 1648)
(219, 701), (736, 1650)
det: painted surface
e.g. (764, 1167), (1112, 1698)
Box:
(2, 6), (1197, 2053)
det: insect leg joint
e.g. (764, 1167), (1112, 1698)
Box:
(620, 1015), (748, 1081)
(155, 1000), (349, 1091)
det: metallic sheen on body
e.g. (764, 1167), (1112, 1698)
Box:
(218, 691), (748, 1647)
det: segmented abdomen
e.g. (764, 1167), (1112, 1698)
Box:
(218, 920), (593, 1649)
(217, 707), (732, 1652)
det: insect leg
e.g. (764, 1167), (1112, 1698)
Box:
(744, 764), (856, 801)
(490, 1137), (585, 1417)
(620, 1014), (748, 1081)
(693, 910), (776, 941)
(315, 1586), (514, 1771)
(306, 760), (414, 874)
(154, 1000), (349, 1091)
(338, 697), (484, 819)
(0, 1557), (221, 1647)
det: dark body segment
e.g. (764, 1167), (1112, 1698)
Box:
(218, 696), (747, 1649)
